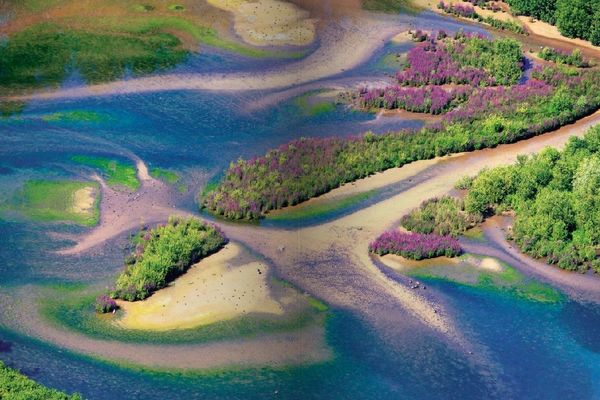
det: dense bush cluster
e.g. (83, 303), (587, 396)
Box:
(465, 126), (600, 272)
(0, 361), (82, 399)
(202, 48), (600, 220)
(438, 2), (526, 34)
(538, 47), (589, 68)
(395, 33), (523, 87)
(369, 231), (461, 260)
(401, 196), (479, 237)
(111, 216), (227, 301)
(358, 33), (522, 114)
(359, 85), (471, 114)
(506, 0), (600, 45)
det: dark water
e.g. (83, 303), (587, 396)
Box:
(1, 9), (600, 400)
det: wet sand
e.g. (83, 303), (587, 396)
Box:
(463, 217), (600, 303)
(0, 286), (331, 370)
(116, 242), (286, 331)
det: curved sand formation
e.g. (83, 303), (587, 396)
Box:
(207, 0), (316, 46)
(0, 286), (330, 370)
(116, 242), (286, 331)
(9, 13), (408, 102)
(462, 217), (600, 304)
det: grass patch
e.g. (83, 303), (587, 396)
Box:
(149, 167), (180, 184)
(40, 110), (111, 123)
(71, 155), (139, 191)
(168, 4), (185, 11)
(0, 360), (82, 399)
(268, 190), (376, 221)
(362, 0), (412, 13)
(12, 180), (100, 226)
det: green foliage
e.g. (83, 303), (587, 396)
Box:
(507, 0), (600, 43)
(506, 0), (556, 24)
(454, 175), (475, 190)
(554, 0), (595, 41)
(13, 180), (100, 226)
(112, 216), (227, 301)
(150, 167), (180, 184)
(0, 23), (188, 91)
(401, 196), (478, 237)
(465, 126), (600, 271)
(455, 37), (524, 86)
(71, 155), (140, 190)
(0, 361), (82, 400)
(362, 0), (409, 13)
(538, 48), (588, 68)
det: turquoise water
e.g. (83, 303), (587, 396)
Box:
(1, 9), (599, 400)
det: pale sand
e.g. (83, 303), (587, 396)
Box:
(207, 0), (316, 47)
(0, 286), (331, 370)
(518, 16), (600, 54)
(70, 186), (96, 215)
(116, 243), (284, 331)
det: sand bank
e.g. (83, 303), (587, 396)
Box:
(116, 243), (285, 331)
(70, 186), (96, 215)
(207, 0), (316, 46)
(0, 285), (331, 370)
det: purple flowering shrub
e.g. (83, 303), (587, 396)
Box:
(369, 231), (461, 259)
(359, 85), (471, 114)
(202, 59), (600, 220)
(95, 295), (118, 313)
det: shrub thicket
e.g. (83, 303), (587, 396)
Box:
(465, 126), (600, 272)
(400, 196), (479, 237)
(112, 216), (227, 301)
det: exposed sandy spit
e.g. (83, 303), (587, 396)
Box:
(0, 286), (331, 370)
(116, 242), (285, 331)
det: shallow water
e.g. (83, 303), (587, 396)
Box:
(1, 7), (600, 400)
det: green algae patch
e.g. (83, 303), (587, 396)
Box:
(12, 180), (100, 226)
(40, 110), (111, 124)
(293, 90), (338, 117)
(267, 190), (377, 221)
(150, 167), (180, 184)
(38, 278), (328, 345)
(397, 253), (563, 304)
(71, 155), (139, 191)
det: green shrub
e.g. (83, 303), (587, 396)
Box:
(112, 216), (227, 301)
(401, 196), (478, 237)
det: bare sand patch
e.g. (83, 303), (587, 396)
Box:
(518, 17), (600, 54)
(207, 0), (316, 46)
(70, 186), (96, 215)
(116, 242), (285, 331)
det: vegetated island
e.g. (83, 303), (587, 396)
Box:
(373, 125), (600, 273)
(0, 360), (82, 400)
(99, 216), (227, 309)
(201, 31), (600, 220)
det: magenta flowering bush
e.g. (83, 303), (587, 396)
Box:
(359, 85), (472, 114)
(438, 1), (476, 18)
(95, 294), (118, 313)
(369, 231), (461, 259)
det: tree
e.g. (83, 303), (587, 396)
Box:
(555, 0), (593, 40)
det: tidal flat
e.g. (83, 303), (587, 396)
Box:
(2, 0), (600, 399)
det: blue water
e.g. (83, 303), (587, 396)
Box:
(1, 9), (600, 400)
